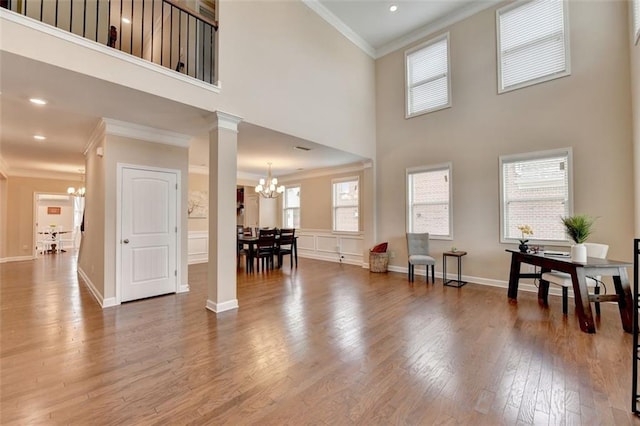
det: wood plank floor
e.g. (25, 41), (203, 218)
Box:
(1, 254), (637, 425)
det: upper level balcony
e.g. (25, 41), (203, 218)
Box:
(0, 0), (218, 85)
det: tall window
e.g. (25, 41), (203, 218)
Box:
(497, 0), (570, 93)
(283, 185), (300, 229)
(405, 33), (451, 118)
(500, 148), (573, 243)
(634, 0), (640, 45)
(332, 177), (359, 232)
(407, 163), (452, 239)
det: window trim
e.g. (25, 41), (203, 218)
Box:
(404, 32), (452, 118)
(332, 176), (360, 233)
(634, 0), (640, 46)
(496, 0), (571, 94)
(406, 162), (453, 240)
(282, 184), (301, 229)
(499, 147), (574, 245)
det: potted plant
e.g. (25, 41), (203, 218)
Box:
(517, 224), (533, 253)
(561, 214), (595, 262)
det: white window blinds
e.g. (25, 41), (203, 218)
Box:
(500, 149), (572, 243)
(497, 0), (569, 92)
(405, 33), (450, 117)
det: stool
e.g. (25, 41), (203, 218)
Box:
(443, 251), (467, 288)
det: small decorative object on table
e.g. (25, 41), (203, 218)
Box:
(561, 214), (596, 262)
(517, 224), (533, 253)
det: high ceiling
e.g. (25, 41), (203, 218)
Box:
(0, 1), (494, 180)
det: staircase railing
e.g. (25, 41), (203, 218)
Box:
(1, 0), (217, 85)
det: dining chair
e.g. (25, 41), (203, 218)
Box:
(255, 229), (277, 272)
(406, 233), (436, 283)
(541, 243), (609, 315)
(276, 228), (295, 269)
(237, 225), (249, 270)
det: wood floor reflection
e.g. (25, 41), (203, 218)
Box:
(1, 254), (635, 424)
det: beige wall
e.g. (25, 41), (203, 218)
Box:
(375, 0), (634, 281)
(4, 176), (82, 259)
(78, 131), (189, 301)
(631, 3), (640, 235)
(0, 175), (7, 259)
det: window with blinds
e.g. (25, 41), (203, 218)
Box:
(499, 148), (573, 243)
(283, 186), (300, 229)
(405, 33), (451, 117)
(332, 178), (359, 232)
(497, 0), (570, 93)
(634, 0), (640, 44)
(407, 163), (452, 239)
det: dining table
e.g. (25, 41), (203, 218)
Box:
(238, 235), (298, 272)
(506, 249), (633, 334)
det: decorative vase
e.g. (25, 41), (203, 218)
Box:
(518, 243), (528, 253)
(571, 243), (587, 262)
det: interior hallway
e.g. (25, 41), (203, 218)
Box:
(0, 254), (634, 424)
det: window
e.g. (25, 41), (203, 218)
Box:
(405, 33), (451, 117)
(497, 0), (570, 93)
(283, 185), (300, 229)
(500, 148), (573, 244)
(634, 0), (640, 45)
(332, 178), (359, 232)
(407, 163), (452, 239)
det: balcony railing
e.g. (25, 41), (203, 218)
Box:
(1, 0), (218, 85)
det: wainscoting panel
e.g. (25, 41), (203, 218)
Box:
(297, 229), (363, 266)
(188, 231), (208, 265)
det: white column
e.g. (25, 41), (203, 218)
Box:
(206, 111), (242, 313)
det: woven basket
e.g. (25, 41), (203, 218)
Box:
(369, 251), (389, 273)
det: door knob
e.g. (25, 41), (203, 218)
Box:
(123, 239), (129, 244)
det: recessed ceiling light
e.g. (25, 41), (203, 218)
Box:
(389, 4), (398, 12)
(122, 17), (131, 24)
(34, 135), (46, 140)
(29, 98), (47, 105)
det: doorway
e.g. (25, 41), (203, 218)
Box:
(34, 193), (82, 256)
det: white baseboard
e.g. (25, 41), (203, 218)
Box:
(78, 267), (119, 308)
(298, 252), (362, 266)
(178, 284), (190, 293)
(0, 255), (35, 263)
(206, 299), (239, 313)
(386, 265), (566, 297)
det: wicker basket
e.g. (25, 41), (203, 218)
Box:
(369, 251), (389, 273)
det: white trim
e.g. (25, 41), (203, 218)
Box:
(116, 164), (182, 304)
(206, 299), (239, 313)
(0, 156), (9, 178)
(301, 0), (376, 58)
(0, 9), (221, 93)
(3, 169), (88, 180)
(496, 0), (571, 94)
(188, 231), (209, 264)
(104, 118), (191, 147)
(211, 111), (243, 133)
(83, 120), (106, 156)
(376, 0), (502, 58)
(278, 162), (370, 182)
(178, 284), (190, 293)
(0, 255), (35, 263)
(77, 267), (118, 308)
(189, 165), (209, 175)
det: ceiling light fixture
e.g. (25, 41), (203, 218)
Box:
(68, 170), (86, 197)
(34, 135), (46, 140)
(255, 162), (284, 199)
(389, 4), (398, 12)
(29, 98), (48, 105)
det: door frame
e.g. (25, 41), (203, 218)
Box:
(32, 191), (72, 258)
(115, 163), (182, 304)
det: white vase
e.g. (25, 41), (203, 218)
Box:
(571, 243), (587, 263)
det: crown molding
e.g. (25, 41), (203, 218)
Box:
(278, 161), (370, 182)
(376, 0), (501, 58)
(103, 118), (191, 147)
(83, 119), (106, 156)
(210, 111), (243, 133)
(4, 168), (84, 181)
(302, 0), (376, 58)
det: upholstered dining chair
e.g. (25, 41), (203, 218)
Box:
(406, 233), (436, 283)
(541, 243), (609, 315)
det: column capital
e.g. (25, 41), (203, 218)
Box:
(210, 111), (243, 133)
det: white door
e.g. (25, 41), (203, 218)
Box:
(121, 167), (178, 302)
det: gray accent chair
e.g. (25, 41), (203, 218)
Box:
(406, 233), (436, 283)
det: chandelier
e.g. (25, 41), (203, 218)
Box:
(67, 186), (86, 197)
(255, 162), (284, 199)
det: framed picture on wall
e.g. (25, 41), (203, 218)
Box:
(188, 191), (208, 218)
(47, 207), (61, 215)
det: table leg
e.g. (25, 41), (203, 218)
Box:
(294, 239), (298, 267)
(538, 267), (551, 307)
(571, 268), (596, 333)
(507, 254), (521, 302)
(443, 256), (447, 283)
(613, 267), (633, 333)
